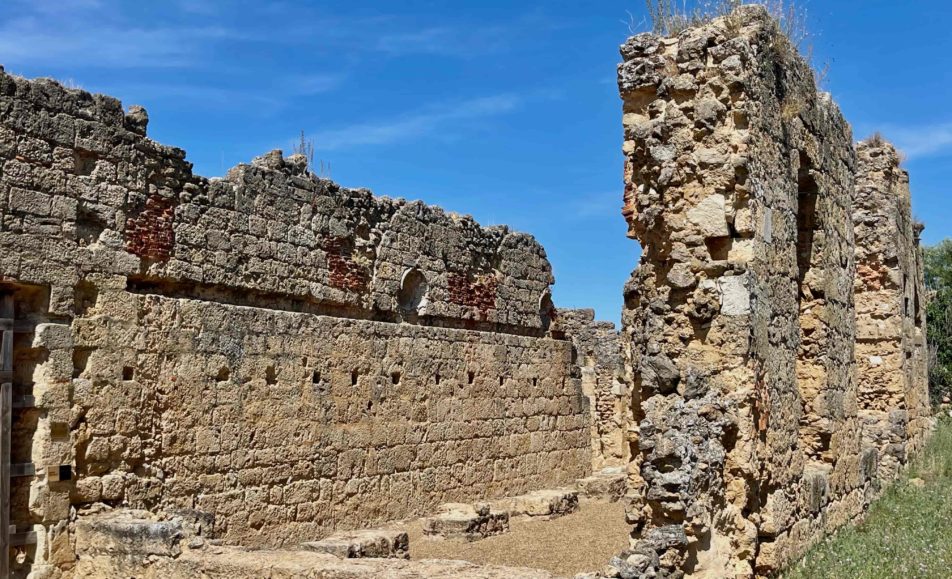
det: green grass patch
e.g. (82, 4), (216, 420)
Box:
(784, 416), (952, 579)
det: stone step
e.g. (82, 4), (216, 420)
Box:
(495, 488), (579, 519)
(576, 469), (627, 502)
(302, 529), (409, 559)
(422, 502), (509, 540)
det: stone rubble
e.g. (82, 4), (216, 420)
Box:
(576, 469), (627, 503)
(494, 489), (580, 519)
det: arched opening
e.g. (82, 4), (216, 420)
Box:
(539, 290), (556, 332)
(398, 268), (428, 318)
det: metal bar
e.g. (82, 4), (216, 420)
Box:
(0, 319), (10, 332)
(1, 293), (12, 579)
(10, 464), (33, 478)
(1, 294), (13, 578)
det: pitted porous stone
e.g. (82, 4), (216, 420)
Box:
(559, 309), (632, 471)
(617, 5), (930, 578)
(0, 63), (590, 576)
(576, 469), (627, 503)
(422, 503), (510, 540)
(852, 138), (933, 483)
(496, 489), (579, 518)
(302, 529), (409, 559)
(74, 510), (184, 559)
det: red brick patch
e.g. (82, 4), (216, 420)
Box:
(448, 272), (498, 314)
(125, 193), (175, 261)
(323, 237), (369, 293)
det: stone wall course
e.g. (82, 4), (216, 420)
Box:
(616, 6), (931, 578)
(0, 65), (590, 575)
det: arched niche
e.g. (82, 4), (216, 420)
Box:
(398, 268), (428, 315)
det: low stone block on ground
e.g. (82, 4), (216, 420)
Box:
(422, 503), (510, 540)
(576, 468), (627, 502)
(302, 529), (409, 559)
(495, 489), (579, 518)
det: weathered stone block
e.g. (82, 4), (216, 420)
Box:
(495, 489), (579, 518)
(302, 529), (409, 559)
(74, 510), (183, 558)
(422, 503), (509, 540)
(576, 469), (627, 502)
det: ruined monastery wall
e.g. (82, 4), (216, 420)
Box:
(616, 6), (931, 578)
(853, 139), (931, 480)
(0, 6), (936, 576)
(0, 65), (590, 572)
(559, 309), (631, 471)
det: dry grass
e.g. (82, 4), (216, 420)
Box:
(293, 130), (332, 178)
(640, 1), (811, 52)
(639, 1), (829, 93)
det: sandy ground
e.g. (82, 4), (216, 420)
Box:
(405, 501), (629, 577)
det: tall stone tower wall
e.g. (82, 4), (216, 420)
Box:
(853, 139), (931, 479)
(617, 6), (931, 577)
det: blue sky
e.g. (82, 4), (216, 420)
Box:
(2, 0), (950, 325)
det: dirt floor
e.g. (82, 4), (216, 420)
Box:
(405, 501), (629, 577)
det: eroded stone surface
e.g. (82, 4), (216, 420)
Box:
(576, 469), (627, 503)
(0, 64), (589, 576)
(422, 503), (510, 541)
(302, 529), (409, 559)
(559, 309), (631, 471)
(495, 489), (579, 519)
(616, 6), (930, 577)
(853, 139), (932, 482)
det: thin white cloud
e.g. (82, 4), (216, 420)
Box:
(0, 15), (233, 68)
(0, 1), (559, 72)
(96, 73), (344, 114)
(177, 0), (219, 15)
(310, 95), (523, 150)
(883, 122), (952, 160)
(290, 74), (343, 96)
(9, 0), (103, 15)
(375, 26), (508, 56)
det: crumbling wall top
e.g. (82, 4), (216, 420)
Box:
(0, 67), (556, 331)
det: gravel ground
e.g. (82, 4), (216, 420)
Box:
(406, 501), (629, 577)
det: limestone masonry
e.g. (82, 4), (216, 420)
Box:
(0, 4), (934, 578)
(616, 6), (930, 578)
(0, 64), (594, 576)
(559, 309), (631, 471)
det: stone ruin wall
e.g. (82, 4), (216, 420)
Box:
(617, 6), (931, 578)
(853, 139), (931, 481)
(559, 309), (631, 471)
(0, 6), (936, 577)
(0, 66), (591, 575)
